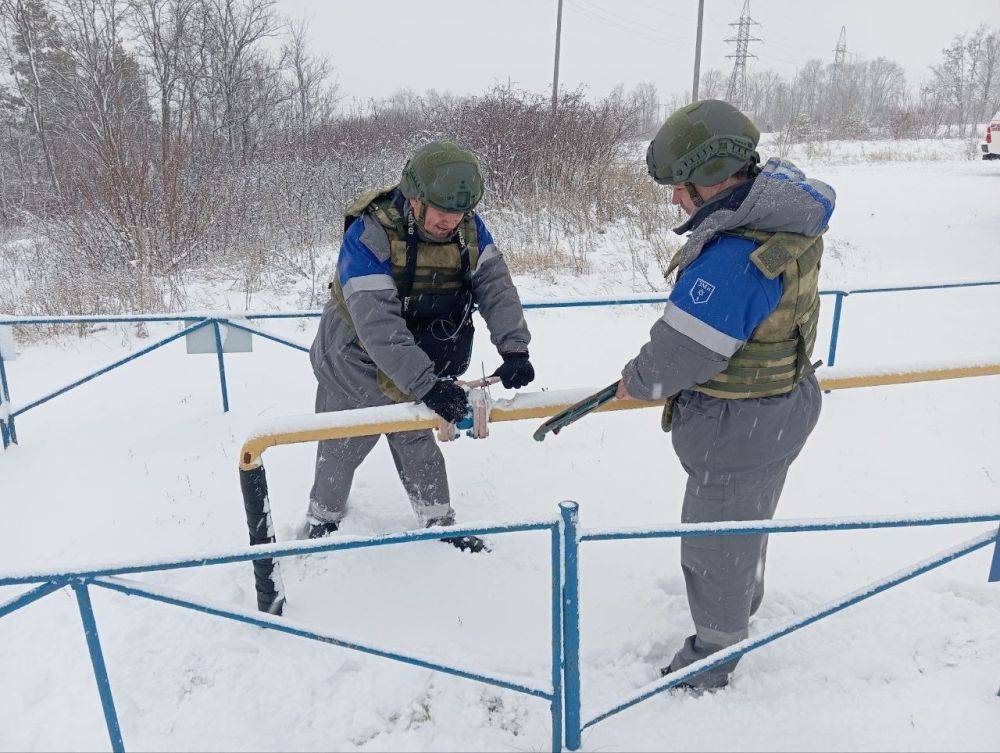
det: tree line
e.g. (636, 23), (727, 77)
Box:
(0, 0), (996, 319)
(654, 26), (999, 141)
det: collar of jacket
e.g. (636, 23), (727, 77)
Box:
(673, 177), (756, 235)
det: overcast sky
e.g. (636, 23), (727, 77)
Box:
(275, 0), (996, 104)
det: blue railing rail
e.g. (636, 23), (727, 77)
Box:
(558, 504), (1000, 751)
(0, 502), (1000, 751)
(0, 516), (565, 753)
(0, 315), (310, 447)
(2, 504), (999, 750)
(2, 277), (999, 448)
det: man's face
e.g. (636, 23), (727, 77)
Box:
(410, 199), (464, 238)
(670, 183), (699, 216)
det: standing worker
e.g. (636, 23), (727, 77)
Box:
(308, 141), (535, 552)
(618, 100), (835, 689)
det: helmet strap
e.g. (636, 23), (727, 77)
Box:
(684, 182), (705, 208)
(410, 199), (435, 237)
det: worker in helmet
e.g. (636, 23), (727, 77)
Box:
(307, 141), (534, 552)
(618, 100), (836, 689)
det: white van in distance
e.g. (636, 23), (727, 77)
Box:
(983, 110), (1000, 160)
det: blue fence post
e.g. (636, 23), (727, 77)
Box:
(212, 320), (230, 413)
(550, 521), (564, 752)
(989, 525), (1000, 583)
(560, 501), (581, 751)
(0, 346), (17, 446)
(827, 291), (846, 368)
(72, 581), (125, 753)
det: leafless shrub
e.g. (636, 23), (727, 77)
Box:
(13, 1), (992, 332)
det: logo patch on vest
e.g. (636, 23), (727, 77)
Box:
(690, 278), (716, 305)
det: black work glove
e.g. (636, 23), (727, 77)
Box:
(491, 352), (535, 389)
(421, 379), (470, 424)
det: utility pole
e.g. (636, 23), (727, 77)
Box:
(691, 0), (705, 102)
(551, 0), (564, 110)
(831, 26), (848, 86)
(725, 0), (760, 110)
(834, 26), (848, 67)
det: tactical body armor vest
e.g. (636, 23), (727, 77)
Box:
(669, 229), (823, 400)
(331, 186), (480, 399)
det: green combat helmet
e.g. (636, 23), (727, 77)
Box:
(646, 99), (760, 205)
(399, 140), (484, 214)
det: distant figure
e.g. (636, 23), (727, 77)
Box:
(618, 100), (836, 690)
(307, 141), (534, 552)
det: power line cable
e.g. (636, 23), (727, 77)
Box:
(569, 4), (678, 47)
(573, 0), (695, 48)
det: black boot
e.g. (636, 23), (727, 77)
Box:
(659, 663), (729, 694)
(425, 516), (490, 554)
(307, 519), (340, 539)
(440, 534), (490, 553)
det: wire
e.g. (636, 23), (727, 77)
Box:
(626, 0), (697, 23)
(570, 0), (696, 49)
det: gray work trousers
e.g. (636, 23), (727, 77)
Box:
(308, 383), (454, 528)
(667, 375), (822, 687)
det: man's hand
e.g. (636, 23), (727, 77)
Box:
(491, 352), (535, 389)
(421, 379), (470, 424)
(615, 377), (633, 400)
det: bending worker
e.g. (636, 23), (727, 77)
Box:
(308, 141), (535, 552)
(618, 100), (835, 689)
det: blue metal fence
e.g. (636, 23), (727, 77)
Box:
(559, 505), (1000, 750)
(2, 279), (999, 448)
(0, 517), (565, 753)
(2, 505), (997, 751)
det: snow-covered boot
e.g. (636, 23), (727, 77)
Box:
(440, 534), (490, 553)
(306, 518), (340, 539)
(659, 663), (729, 694)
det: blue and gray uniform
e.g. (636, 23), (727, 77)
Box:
(309, 199), (530, 527)
(623, 159), (834, 688)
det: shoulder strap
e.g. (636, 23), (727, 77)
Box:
(748, 231), (820, 280)
(397, 213), (420, 299)
(463, 214), (480, 272)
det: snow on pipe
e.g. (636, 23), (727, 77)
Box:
(238, 360), (1000, 470)
(236, 360), (1000, 614)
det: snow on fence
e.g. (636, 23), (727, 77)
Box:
(226, 381), (1000, 750)
(2, 278), (1000, 449)
(0, 518), (565, 753)
(2, 504), (998, 752)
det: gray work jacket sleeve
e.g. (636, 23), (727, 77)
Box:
(621, 316), (730, 401)
(472, 241), (531, 354)
(345, 288), (438, 399)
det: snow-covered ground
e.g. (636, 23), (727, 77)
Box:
(1, 152), (999, 751)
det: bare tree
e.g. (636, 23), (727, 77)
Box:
(626, 81), (658, 136)
(128, 0), (193, 169)
(280, 16), (336, 147)
(54, 0), (158, 311)
(196, 0), (280, 156)
(925, 28), (1000, 135)
(972, 28), (1000, 122)
(861, 57), (907, 126)
(699, 68), (725, 100)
